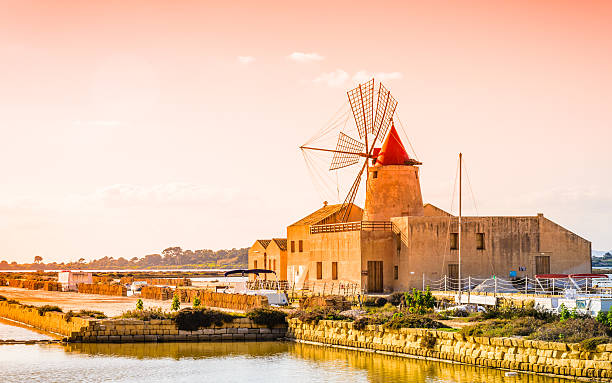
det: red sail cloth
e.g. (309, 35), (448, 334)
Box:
(374, 124), (411, 166)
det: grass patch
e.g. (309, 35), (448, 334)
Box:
(580, 336), (610, 351)
(65, 310), (107, 322)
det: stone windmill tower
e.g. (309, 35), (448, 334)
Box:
(301, 79), (423, 222)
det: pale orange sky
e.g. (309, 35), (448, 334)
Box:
(1, 0), (611, 263)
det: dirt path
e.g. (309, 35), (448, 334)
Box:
(0, 287), (189, 317)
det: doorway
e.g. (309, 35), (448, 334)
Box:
(367, 261), (383, 293)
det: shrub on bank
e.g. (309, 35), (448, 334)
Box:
(530, 318), (611, 343)
(120, 307), (174, 321)
(174, 308), (236, 331)
(288, 307), (350, 324)
(65, 310), (107, 322)
(37, 305), (63, 316)
(384, 311), (449, 330)
(246, 308), (287, 328)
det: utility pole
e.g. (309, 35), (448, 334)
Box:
(458, 153), (462, 296)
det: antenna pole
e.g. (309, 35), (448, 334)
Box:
(458, 152), (462, 296)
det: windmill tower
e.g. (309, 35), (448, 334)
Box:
(301, 79), (423, 222)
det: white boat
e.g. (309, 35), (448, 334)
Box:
(224, 269), (289, 306)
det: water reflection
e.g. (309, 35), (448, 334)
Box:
(65, 341), (288, 360)
(59, 342), (572, 383)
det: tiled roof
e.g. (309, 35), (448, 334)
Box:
(255, 239), (271, 249)
(271, 238), (287, 251)
(289, 204), (344, 226)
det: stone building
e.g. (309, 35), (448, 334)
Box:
(250, 126), (591, 293)
(247, 238), (287, 280)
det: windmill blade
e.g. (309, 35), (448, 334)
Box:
(330, 132), (366, 170)
(373, 83), (398, 144)
(339, 160), (367, 222)
(347, 79), (374, 139)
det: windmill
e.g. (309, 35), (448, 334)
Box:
(301, 79), (421, 222)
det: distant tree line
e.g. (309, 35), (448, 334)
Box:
(0, 247), (248, 270)
(592, 252), (612, 269)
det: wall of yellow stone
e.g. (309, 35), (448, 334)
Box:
(0, 301), (91, 337)
(287, 318), (612, 381)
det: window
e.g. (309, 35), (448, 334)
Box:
(373, 171), (378, 179)
(299, 240), (303, 252)
(273, 259), (276, 271)
(394, 265), (398, 280)
(263, 254), (267, 269)
(254, 260), (257, 269)
(476, 233), (485, 250)
(291, 241), (295, 253)
(332, 262), (338, 280)
(316, 262), (323, 279)
(450, 233), (458, 250)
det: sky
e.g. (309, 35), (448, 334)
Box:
(0, 0), (611, 263)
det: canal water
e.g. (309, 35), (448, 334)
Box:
(0, 322), (571, 383)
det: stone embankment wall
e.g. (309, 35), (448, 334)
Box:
(0, 300), (285, 343)
(77, 283), (127, 296)
(0, 301), (90, 337)
(140, 286), (268, 310)
(287, 319), (612, 381)
(71, 317), (286, 343)
(5, 279), (62, 291)
(119, 277), (192, 286)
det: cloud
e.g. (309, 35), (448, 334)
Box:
(352, 70), (403, 83)
(237, 56), (255, 64)
(313, 70), (403, 87)
(288, 52), (324, 63)
(313, 69), (350, 87)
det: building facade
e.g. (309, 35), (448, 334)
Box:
(249, 126), (591, 293)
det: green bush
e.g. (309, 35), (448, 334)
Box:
(404, 287), (435, 314)
(0, 295), (6, 301)
(193, 296), (201, 308)
(461, 318), (546, 338)
(288, 307), (349, 324)
(580, 336), (610, 351)
(136, 299), (143, 310)
(246, 308), (287, 328)
(171, 294), (180, 311)
(559, 304), (570, 321)
(530, 318), (611, 343)
(596, 311), (608, 325)
(608, 310), (612, 328)
(37, 305), (63, 316)
(386, 292), (405, 306)
(65, 310), (107, 322)
(121, 307), (174, 321)
(175, 308), (236, 331)
(363, 296), (387, 307)
(384, 311), (449, 330)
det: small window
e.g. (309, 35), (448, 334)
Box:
(450, 233), (458, 250)
(263, 254), (267, 269)
(299, 240), (303, 252)
(254, 260), (258, 269)
(332, 262), (338, 280)
(476, 233), (485, 250)
(316, 262), (323, 279)
(394, 265), (398, 280)
(373, 171), (378, 179)
(291, 241), (295, 253)
(273, 259), (276, 271)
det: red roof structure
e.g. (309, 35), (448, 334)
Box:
(374, 124), (413, 166)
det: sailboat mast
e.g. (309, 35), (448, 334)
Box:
(458, 153), (462, 294)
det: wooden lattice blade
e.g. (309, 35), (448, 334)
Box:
(347, 79), (374, 139)
(330, 132), (365, 170)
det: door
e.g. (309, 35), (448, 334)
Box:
(367, 261), (383, 293)
(448, 264), (459, 290)
(535, 256), (550, 275)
